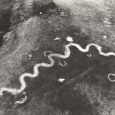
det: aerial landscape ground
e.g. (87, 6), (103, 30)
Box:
(0, 0), (115, 115)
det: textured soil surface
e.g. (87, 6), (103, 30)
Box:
(0, 0), (115, 115)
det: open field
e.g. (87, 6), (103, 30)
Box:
(0, 0), (115, 115)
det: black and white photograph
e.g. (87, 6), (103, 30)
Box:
(0, 0), (115, 115)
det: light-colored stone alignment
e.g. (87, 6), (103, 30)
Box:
(0, 41), (115, 96)
(108, 74), (115, 82)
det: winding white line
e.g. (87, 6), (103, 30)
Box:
(0, 42), (115, 96)
(15, 95), (27, 104)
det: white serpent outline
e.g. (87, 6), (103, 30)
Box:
(0, 39), (115, 96)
